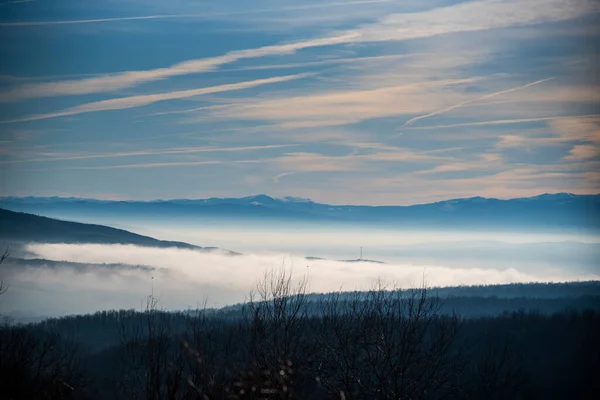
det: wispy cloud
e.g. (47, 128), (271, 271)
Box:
(1, 73), (311, 123)
(551, 116), (600, 143)
(197, 77), (480, 129)
(268, 146), (452, 178)
(494, 116), (600, 151)
(363, 162), (599, 204)
(55, 160), (224, 170)
(0, 35), (353, 102)
(0, 14), (210, 27)
(18, 145), (446, 173)
(396, 77), (555, 131)
(564, 144), (599, 161)
(416, 153), (503, 175)
(221, 54), (416, 74)
(1, 0), (594, 102)
(0, 144), (298, 165)
(495, 134), (563, 149)
(273, 171), (300, 183)
(0, 0), (34, 4)
(402, 114), (600, 130)
(0, 1), (396, 27)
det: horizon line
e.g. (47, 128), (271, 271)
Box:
(0, 191), (596, 208)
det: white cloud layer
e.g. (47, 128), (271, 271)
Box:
(1, 243), (597, 318)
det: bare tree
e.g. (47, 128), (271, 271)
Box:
(462, 341), (529, 400)
(0, 326), (87, 399)
(226, 268), (310, 399)
(183, 301), (244, 399)
(0, 247), (8, 296)
(247, 268), (309, 369)
(114, 294), (186, 400)
(312, 281), (462, 400)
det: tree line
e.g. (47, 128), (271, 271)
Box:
(0, 264), (599, 399)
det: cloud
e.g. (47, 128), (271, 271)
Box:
(198, 77), (480, 128)
(0, 37), (352, 102)
(495, 134), (563, 149)
(0, 14), (210, 27)
(53, 160), (224, 170)
(2, 74), (312, 123)
(220, 53), (417, 74)
(403, 114), (600, 130)
(494, 116), (600, 150)
(551, 116), (600, 143)
(267, 146), (450, 176)
(493, 116), (600, 152)
(0, 144), (298, 165)
(564, 144), (599, 161)
(1, 0), (595, 102)
(416, 152), (503, 175)
(19, 145), (442, 172)
(334, 155), (600, 204)
(0, 0), (34, 4)
(273, 171), (300, 183)
(396, 77), (555, 131)
(177, 50), (592, 131)
(0, 1), (396, 27)
(1, 242), (595, 316)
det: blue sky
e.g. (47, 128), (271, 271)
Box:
(0, 0), (598, 205)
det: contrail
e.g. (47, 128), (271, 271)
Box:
(0, 15), (202, 27)
(397, 77), (555, 130)
(399, 114), (600, 130)
(0, 0), (395, 27)
(273, 172), (299, 183)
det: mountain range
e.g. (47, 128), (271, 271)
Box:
(1, 193), (598, 230)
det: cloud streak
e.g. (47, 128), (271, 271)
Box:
(396, 77), (556, 130)
(564, 144), (599, 161)
(0, 1), (396, 27)
(198, 77), (480, 129)
(1, 0), (595, 102)
(402, 114), (600, 130)
(273, 171), (300, 183)
(55, 160), (224, 170)
(1, 73), (311, 123)
(0, 144), (298, 165)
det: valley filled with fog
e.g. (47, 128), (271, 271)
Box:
(2, 213), (598, 321)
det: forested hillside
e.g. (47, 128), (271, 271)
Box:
(1, 271), (599, 399)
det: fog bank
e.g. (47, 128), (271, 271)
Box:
(1, 243), (598, 319)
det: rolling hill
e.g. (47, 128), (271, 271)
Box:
(0, 208), (210, 250)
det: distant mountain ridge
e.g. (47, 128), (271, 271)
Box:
(1, 193), (598, 230)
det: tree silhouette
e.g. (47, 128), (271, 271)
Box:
(0, 246), (8, 296)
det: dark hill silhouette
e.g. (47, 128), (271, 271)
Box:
(0, 208), (214, 250)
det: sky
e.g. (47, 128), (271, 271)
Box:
(0, 0), (599, 205)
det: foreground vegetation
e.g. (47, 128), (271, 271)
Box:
(1, 268), (599, 400)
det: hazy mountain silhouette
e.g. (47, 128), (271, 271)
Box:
(1, 193), (598, 230)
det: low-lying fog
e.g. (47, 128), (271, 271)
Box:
(0, 223), (600, 319)
(1, 216), (599, 321)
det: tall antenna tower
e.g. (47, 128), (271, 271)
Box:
(360, 246), (363, 260)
